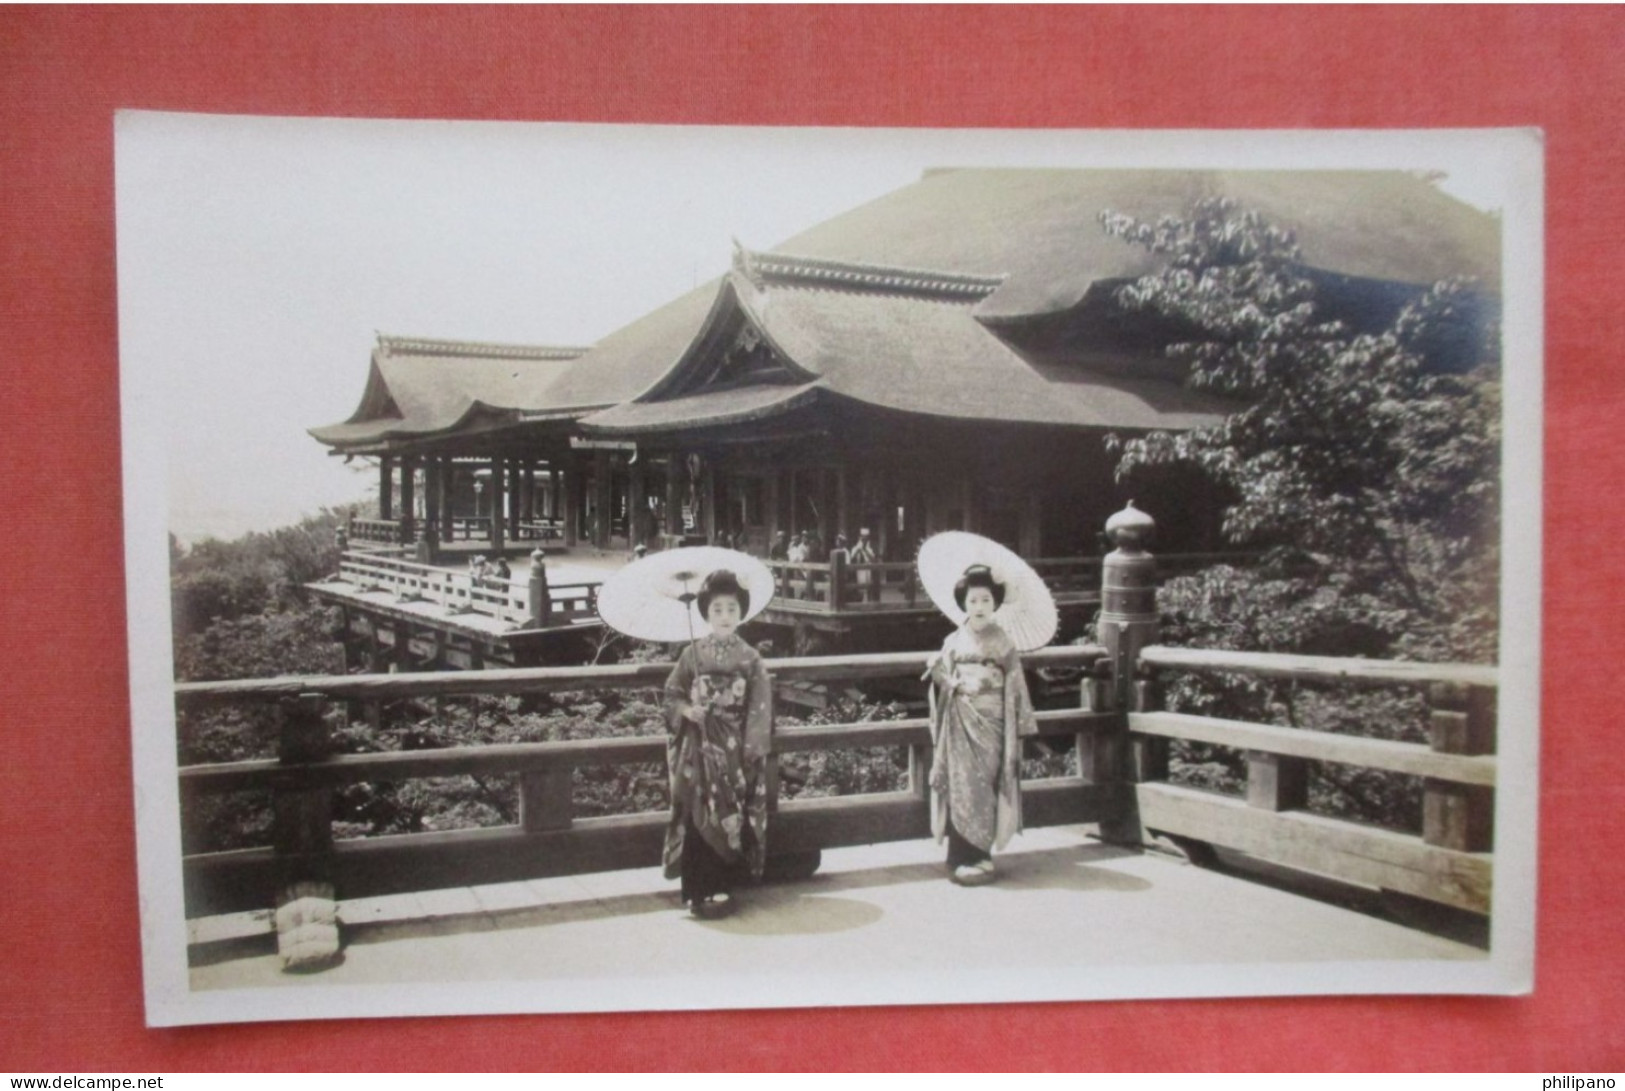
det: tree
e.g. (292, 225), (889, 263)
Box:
(1096, 198), (1501, 830)
(1100, 197), (1501, 665)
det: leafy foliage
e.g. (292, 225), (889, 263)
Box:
(1101, 198), (1501, 666)
(1097, 199), (1501, 829)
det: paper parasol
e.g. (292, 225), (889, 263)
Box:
(595, 547), (775, 644)
(916, 531), (1059, 652)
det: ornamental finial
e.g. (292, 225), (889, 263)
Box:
(1105, 500), (1156, 551)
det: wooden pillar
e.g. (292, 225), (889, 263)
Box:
(702, 460), (718, 544)
(523, 462), (536, 521)
(664, 457), (683, 540)
(489, 457), (506, 552)
(509, 458), (523, 538)
(592, 450), (613, 548)
(547, 465), (560, 521)
(424, 458), (442, 540)
(272, 696), (339, 970)
(1021, 490), (1043, 559)
(765, 468), (781, 547)
(378, 457), (394, 521)
(438, 460), (453, 534)
(628, 461), (648, 550)
(1424, 684), (1496, 852)
(564, 455), (584, 547)
(787, 470), (798, 537)
(399, 456), (417, 544)
(828, 547), (846, 611)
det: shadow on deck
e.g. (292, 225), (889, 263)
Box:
(188, 826), (1486, 994)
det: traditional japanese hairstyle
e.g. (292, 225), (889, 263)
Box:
(953, 564), (1006, 611)
(697, 568), (750, 617)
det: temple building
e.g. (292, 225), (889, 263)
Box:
(307, 168), (1500, 667)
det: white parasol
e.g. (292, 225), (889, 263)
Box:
(595, 546), (775, 644)
(916, 531), (1059, 652)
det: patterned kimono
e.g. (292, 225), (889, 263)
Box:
(662, 633), (773, 886)
(926, 622), (1039, 854)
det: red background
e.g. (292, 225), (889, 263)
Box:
(2, 5), (1621, 1072)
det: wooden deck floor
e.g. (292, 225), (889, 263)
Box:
(187, 825), (1486, 1017)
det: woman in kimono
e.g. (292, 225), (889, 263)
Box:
(661, 569), (773, 918)
(925, 564), (1040, 885)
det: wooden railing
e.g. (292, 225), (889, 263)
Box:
(332, 551), (599, 629)
(200, 505), (1499, 936)
(348, 517), (404, 545)
(437, 516), (490, 541)
(1113, 646), (1498, 915)
(764, 551), (1259, 614)
(175, 645), (1113, 917)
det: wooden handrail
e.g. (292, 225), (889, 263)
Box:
(179, 708), (1119, 796)
(174, 645), (1108, 705)
(1129, 711), (1497, 786)
(1139, 645), (1498, 688)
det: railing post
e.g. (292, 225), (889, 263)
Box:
(528, 550), (553, 629)
(1424, 683), (1496, 852)
(416, 521), (438, 565)
(829, 550), (846, 611)
(907, 731), (934, 800)
(1246, 751), (1309, 812)
(272, 696), (339, 971)
(520, 767), (573, 832)
(1091, 502), (1160, 843)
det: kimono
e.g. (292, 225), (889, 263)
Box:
(926, 622), (1039, 855)
(661, 633), (773, 890)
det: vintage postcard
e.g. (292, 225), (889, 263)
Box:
(117, 116), (1541, 1026)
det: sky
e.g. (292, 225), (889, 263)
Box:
(114, 115), (1529, 544)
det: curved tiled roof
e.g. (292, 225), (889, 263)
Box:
(778, 168), (1500, 321)
(314, 169), (1499, 449)
(580, 261), (1235, 435)
(308, 338), (590, 447)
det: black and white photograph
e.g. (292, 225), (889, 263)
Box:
(117, 116), (1541, 1026)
